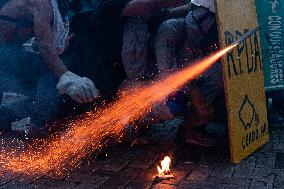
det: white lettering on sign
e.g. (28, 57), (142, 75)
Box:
(267, 16), (284, 84)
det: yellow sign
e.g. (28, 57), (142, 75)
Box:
(216, 0), (269, 163)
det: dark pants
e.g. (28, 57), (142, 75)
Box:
(266, 90), (284, 109)
(0, 43), (62, 129)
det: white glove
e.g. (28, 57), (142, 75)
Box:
(56, 71), (100, 103)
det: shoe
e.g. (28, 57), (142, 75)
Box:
(184, 107), (214, 128)
(141, 101), (175, 125)
(183, 128), (218, 147)
(11, 118), (48, 139)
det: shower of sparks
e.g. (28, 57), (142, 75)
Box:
(0, 44), (237, 176)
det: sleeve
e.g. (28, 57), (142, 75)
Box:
(88, 0), (130, 31)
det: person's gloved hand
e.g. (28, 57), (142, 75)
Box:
(56, 71), (100, 103)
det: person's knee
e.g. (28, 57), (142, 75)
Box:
(156, 19), (182, 45)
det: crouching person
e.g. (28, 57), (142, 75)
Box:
(153, 0), (225, 147)
(0, 0), (99, 137)
(120, 0), (193, 89)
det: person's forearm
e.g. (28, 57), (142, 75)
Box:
(121, 0), (184, 17)
(168, 3), (191, 18)
(40, 46), (68, 77)
(46, 56), (68, 77)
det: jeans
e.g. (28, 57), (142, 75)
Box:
(122, 16), (148, 80)
(155, 14), (223, 106)
(0, 43), (62, 129)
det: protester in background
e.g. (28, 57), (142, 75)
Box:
(67, 0), (191, 97)
(121, 2), (192, 88)
(0, 0), (99, 136)
(151, 0), (225, 147)
(118, 2), (192, 144)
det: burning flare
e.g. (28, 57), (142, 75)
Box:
(157, 156), (171, 176)
(0, 44), (237, 176)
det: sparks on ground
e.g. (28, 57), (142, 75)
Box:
(0, 44), (237, 176)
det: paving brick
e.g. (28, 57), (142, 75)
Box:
(252, 152), (277, 179)
(32, 179), (78, 189)
(218, 184), (250, 189)
(211, 164), (234, 178)
(0, 175), (44, 189)
(207, 177), (251, 187)
(75, 163), (103, 174)
(233, 157), (256, 178)
(253, 167), (276, 179)
(0, 183), (35, 189)
(250, 175), (275, 189)
(0, 172), (21, 185)
(275, 152), (284, 169)
(44, 171), (73, 180)
(98, 167), (138, 189)
(5, 175), (44, 186)
(275, 130), (284, 151)
(129, 148), (161, 169)
(65, 173), (109, 186)
(101, 156), (132, 172)
(176, 146), (203, 164)
(198, 149), (230, 166)
(125, 167), (156, 189)
(263, 139), (280, 152)
(74, 182), (112, 189)
(178, 181), (218, 189)
(273, 170), (284, 188)
(183, 165), (214, 184)
(255, 152), (276, 169)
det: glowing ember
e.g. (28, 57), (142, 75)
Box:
(0, 44), (237, 176)
(157, 156), (172, 177)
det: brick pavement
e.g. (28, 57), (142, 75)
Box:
(1, 126), (284, 189)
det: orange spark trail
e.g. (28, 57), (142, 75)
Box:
(0, 44), (237, 176)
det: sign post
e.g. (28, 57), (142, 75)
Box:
(255, 0), (284, 91)
(215, 0), (269, 163)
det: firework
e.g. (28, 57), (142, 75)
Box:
(0, 44), (237, 176)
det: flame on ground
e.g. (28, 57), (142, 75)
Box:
(0, 44), (237, 176)
(157, 156), (171, 176)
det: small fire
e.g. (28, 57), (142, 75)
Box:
(157, 156), (172, 177)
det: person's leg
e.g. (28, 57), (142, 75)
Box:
(0, 44), (30, 131)
(137, 18), (188, 127)
(190, 62), (224, 125)
(121, 16), (148, 81)
(20, 52), (63, 134)
(155, 18), (187, 73)
(0, 47), (63, 135)
(196, 62), (224, 106)
(29, 72), (62, 132)
(180, 8), (223, 146)
(182, 62), (224, 147)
